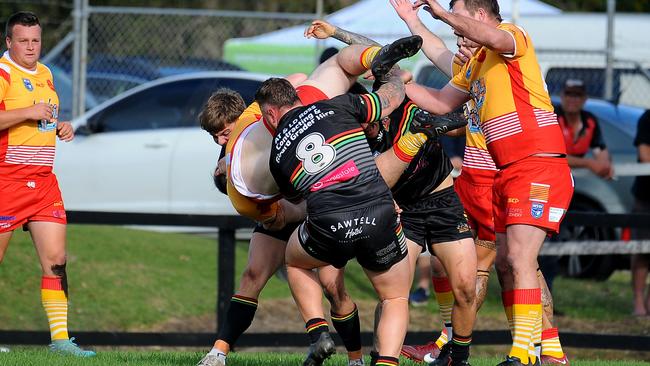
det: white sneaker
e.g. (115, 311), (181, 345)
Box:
(349, 358), (365, 366)
(197, 352), (226, 366)
(0, 346), (9, 353)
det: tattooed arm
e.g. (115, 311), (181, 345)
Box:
(375, 70), (405, 119)
(305, 19), (380, 46)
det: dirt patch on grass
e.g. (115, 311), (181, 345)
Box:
(146, 298), (650, 336)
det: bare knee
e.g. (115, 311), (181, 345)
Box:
(453, 278), (476, 308)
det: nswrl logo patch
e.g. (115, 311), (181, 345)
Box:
(22, 78), (33, 91)
(531, 203), (544, 219)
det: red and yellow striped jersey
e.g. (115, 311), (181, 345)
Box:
(450, 23), (566, 168)
(0, 52), (60, 179)
(452, 63), (497, 185)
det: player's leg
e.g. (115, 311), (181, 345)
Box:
(364, 254), (411, 364)
(200, 230), (287, 366)
(300, 36), (422, 99)
(285, 229), (337, 366)
(497, 224), (546, 366)
(431, 238), (477, 366)
(538, 269), (569, 365)
(29, 221), (95, 357)
(318, 266), (364, 365)
(475, 242), (496, 310)
(378, 238), (422, 362)
(410, 254), (432, 306)
(0, 231), (12, 264)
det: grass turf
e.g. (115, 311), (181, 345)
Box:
(1, 349), (649, 366)
(1, 224), (648, 363)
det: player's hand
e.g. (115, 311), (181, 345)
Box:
(56, 121), (74, 142)
(413, 0), (446, 19)
(262, 205), (286, 231)
(454, 45), (473, 65)
(390, 0), (419, 24)
(304, 20), (336, 40)
(25, 102), (54, 122)
(214, 157), (227, 177)
(587, 159), (612, 179)
(394, 200), (403, 215)
(396, 69), (413, 84)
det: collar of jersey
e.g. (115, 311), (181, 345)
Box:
(261, 117), (275, 135)
(3, 51), (38, 75)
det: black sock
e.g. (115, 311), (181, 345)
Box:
(305, 318), (329, 344)
(331, 304), (361, 353)
(450, 333), (472, 363)
(372, 355), (399, 365)
(217, 295), (258, 346)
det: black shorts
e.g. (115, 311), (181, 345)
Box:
(298, 197), (408, 272)
(253, 221), (300, 242)
(399, 186), (473, 253)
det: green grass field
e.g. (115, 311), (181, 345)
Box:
(1, 349), (649, 366)
(0, 225), (649, 365)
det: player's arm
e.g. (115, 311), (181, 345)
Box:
(374, 70), (407, 119)
(262, 199), (306, 231)
(305, 19), (380, 46)
(390, 0), (454, 76)
(405, 82), (468, 115)
(0, 103), (54, 130)
(416, 0), (515, 55)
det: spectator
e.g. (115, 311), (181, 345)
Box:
(631, 110), (650, 316)
(557, 79), (614, 179)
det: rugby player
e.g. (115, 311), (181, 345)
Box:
(403, 1), (574, 365)
(257, 65), (425, 366)
(306, 18), (479, 366)
(196, 37), (427, 366)
(0, 11), (95, 357)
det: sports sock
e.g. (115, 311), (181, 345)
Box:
(373, 355), (399, 366)
(215, 294), (258, 352)
(41, 276), (69, 341)
(529, 307), (542, 364)
(541, 328), (565, 358)
(360, 46), (381, 69)
(450, 333), (472, 363)
(393, 132), (428, 162)
(306, 318), (329, 344)
(508, 288), (541, 364)
(432, 276), (454, 348)
(331, 304), (362, 359)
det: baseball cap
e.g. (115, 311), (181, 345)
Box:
(563, 79), (586, 95)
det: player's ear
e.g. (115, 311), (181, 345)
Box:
(266, 106), (280, 128)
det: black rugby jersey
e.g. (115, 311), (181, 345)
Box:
(367, 98), (453, 205)
(270, 93), (391, 213)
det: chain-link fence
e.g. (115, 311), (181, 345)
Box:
(39, 5), (650, 117)
(537, 49), (650, 109)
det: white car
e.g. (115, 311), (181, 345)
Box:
(54, 71), (270, 215)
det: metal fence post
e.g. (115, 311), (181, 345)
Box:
(217, 228), (236, 333)
(71, 0), (88, 119)
(604, 0), (616, 101)
(79, 0), (89, 118)
(71, 0), (81, 119)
